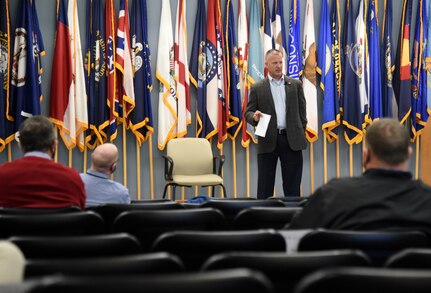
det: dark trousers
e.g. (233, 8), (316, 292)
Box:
(257, 133), (303, 199)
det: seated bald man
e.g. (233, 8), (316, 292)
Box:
(81, 143), (131, 207)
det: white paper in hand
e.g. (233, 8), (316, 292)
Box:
(254, 113), (271, 137)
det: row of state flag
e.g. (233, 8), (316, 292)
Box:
(1, 0), (430, 155)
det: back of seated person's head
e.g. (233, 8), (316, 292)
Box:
(91, 143), (119, 175)
(364, 118), (411, 170)
(18, 115), (56, 154)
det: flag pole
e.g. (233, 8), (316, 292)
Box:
(136, 139), (141, 200)
(232, 140), (237, 198)
(54, 128), (59, 163)
(246, 146), (250, 197)
(122, 103), (127, 187)
(83, 145), (87, 173)
(219, 147), (225, 198)
(416, 137), (420, 179)
(7, 144), (12, 162)
(336, 137), (340, 177)
(309, 142), (314, 193)
(69, 149), (72, 168)
(149, 135), (154, 200)
(349, 144), (353, 177)
(323, 135), (328, 183)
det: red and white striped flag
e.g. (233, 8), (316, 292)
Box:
(174, 0), (190, 138)
(157, 0), (177, 150)
(115, 0), (135, 125)
(50, 0), (88, 151)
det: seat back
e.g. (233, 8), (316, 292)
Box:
(167, 138), (213, 176)
(131, 199), (172, 204)
(297, 229), (430, 266)
(27, 268), (274, 293)
(0, 211), (104, 237)
(24, 252), (184, 278)
(87, 202), (184, 229)
(10, 233), (142, 259)
(233, 207), (302, 229)
(201, 199), (286, 225)
(293, 267), (431, 293)
(0, 206), (81, 215)
(202, 250), (370, 293)
(152, 230), (286, 270)
(112, 208), (225, 251)
(384, 248), (431, 268)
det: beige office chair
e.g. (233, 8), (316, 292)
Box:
(162, 138), (227, 200)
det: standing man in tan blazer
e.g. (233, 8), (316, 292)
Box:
(245, 49), (307, 199)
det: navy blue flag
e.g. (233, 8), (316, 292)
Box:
(393, 0), (413, 124)
(130, 0), (153, 145)
(189, 0), (208, 138)
(411, 0), (428, 140)
(367, 0), (382, 121)
(9, 0), (44, 133)
(85, 0), (109, 149)
(342, 0), (363, 145)
(225, 0), (241, 139)
(382, 0), (397, 118)
(0, 0), (14, 151)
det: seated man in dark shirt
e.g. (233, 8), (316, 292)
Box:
(288, 118), (431, 235)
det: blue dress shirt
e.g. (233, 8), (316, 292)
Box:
(268, 74), (286, 130)
(80, 169), (131, 207)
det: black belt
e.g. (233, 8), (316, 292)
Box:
(277, 129), (286, 135)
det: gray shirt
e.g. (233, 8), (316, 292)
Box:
(80, 169), (131, 207)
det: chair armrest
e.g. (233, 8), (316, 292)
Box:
(213, 155), (225, 176)
(162, 155), (174, 180)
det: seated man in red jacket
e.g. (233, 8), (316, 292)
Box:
(0, 116), (86, 209)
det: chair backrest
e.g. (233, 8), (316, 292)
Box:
(24, 252), (184, 278)
(27, 268), (274, 293)
(130, 199), (172, 204)
(202, 250), (370, 293)
(87, 202), (184, 228)
(297, 229), (430, 266)
(9, 233), (142, 259)
(233, 207), (302, 230)
(151, 230), (286, 270)
(0, 206), (81, 215)
(112, 208), (225, 251)
(201, 199), (286, 224)
(384, 248), (431, 268)
(293, 267), (431, 293)
(167, 138), (213, 176)
(0, 211), (104, 237)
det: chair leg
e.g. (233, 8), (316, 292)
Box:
(220, 184), (227, 198)
(172, 186), (176, 201)
(162, 184), (170, 199)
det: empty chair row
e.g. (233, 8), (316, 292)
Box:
(19, 246), (431, 292)
(22, 250), (371, 293)
(1, 268), (274, 293)
(7, 266), (431, 293)
(86, 198), (299, 227)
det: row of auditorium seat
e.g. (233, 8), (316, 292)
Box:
(2, 200), (431, 292)
(5, 252), (431, 292)
(4, 227), (431, 269)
